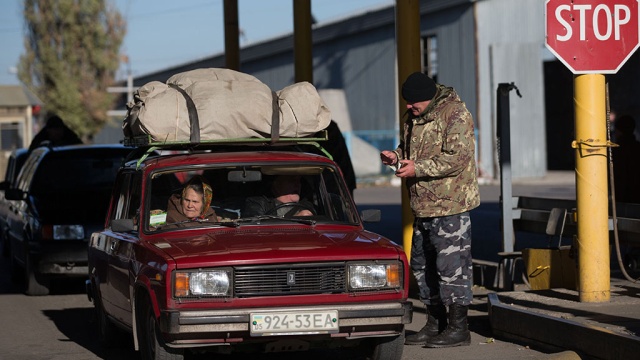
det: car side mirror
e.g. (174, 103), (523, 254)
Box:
(360, 209), (381, 223)
(5, 188), (25, 201)
(111, 219), (136, 232)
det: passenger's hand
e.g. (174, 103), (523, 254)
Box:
(295, 209), (313, 216)
(380, 150), (397, 165)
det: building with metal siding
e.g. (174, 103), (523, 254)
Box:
(112, 0), (559, 180)
(475, 0), (547, 178)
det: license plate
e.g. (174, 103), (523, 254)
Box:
(250, 310), (339, 336)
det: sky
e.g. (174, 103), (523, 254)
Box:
(0, 0), (394, 85)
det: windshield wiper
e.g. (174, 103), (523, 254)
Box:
(235, 215), (316, 226)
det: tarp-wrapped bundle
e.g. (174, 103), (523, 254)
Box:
(122, 68), (331, 143)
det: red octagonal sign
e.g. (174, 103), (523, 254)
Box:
(546, 0), (640, 74)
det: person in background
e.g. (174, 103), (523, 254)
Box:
(380, 72), (480, 348)
(321, 120), (357, 197)
(166, 176), (218, 224)
(28, 114), (82, 151)
(611, 114), (640, 204)
(243, 175), (314, 217)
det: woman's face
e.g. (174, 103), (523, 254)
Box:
(181, 188), (203, 218)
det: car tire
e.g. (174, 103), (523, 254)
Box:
(0, 230), (8, 258)
(9, 248), (22, 284)
(367, 331), (405, 360)
(24, 254), (50, 296)
(139, 298), (184, 360)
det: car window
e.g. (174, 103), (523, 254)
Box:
(111, 171), (141, 223)
(15, 149), (46, 192)
(3, 149), (27, 184)
(146, 163), (358, 232)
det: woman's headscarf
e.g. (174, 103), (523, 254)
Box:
(182, 175), (213, 219)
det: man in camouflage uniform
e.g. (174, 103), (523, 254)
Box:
(381, 72), (480, 348)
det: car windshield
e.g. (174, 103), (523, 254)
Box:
(146, 163), (358, 232)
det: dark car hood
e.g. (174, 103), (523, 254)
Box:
(149, 227), (402, 268)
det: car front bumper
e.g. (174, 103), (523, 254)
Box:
(158, 301), (413, 348)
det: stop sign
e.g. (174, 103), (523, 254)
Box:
(546, 0), (640, 74)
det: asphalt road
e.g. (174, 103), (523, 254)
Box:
(0, 254), (555, 360)
(0, 178), (577, 360)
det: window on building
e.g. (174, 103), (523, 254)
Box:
(0, 122), (23, 151)
(422, 35), (438, 82)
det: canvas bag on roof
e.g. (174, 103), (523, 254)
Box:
(123, 68), (331, 142)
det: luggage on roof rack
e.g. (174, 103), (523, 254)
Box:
(122, 68), (331, 144)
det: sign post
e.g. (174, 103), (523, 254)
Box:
(545, 0), (640, 302)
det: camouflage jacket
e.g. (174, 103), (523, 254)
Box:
(394, 84), (480, 218)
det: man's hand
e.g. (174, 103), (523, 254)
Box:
(380, 150), (397, 165)
(395, 160), (416, 178)
(295, 209), (313, 216)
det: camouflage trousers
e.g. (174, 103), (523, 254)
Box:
(411, 212), (473, 306)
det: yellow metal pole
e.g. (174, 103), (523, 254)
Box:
(573, 74), (610, 303)
(293, 0), (313, 83)
(396, 0), (422, 258)
(395, 0), (421, 260)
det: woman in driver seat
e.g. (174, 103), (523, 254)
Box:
(243, 175), (314, 217)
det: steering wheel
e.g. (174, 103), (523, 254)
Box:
(266, 202), (316, 217)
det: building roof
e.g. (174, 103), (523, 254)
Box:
(0, 85), (42, 107)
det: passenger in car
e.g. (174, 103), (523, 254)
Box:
(243, 175), (314, 217)
(166, 176), (218, 224)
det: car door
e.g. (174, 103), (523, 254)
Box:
(101, 171), (141, 325)
(0, 150), (26, 253)
(7, 149), (44, 267)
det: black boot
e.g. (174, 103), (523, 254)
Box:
(405, 304), (447, 345)
(424, 303), (470, 348)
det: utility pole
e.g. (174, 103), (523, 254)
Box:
(107, 57), (137, 118)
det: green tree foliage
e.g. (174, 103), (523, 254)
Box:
(18, 0), (126, 140)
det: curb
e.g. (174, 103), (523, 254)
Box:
(487, 293), (640, 359)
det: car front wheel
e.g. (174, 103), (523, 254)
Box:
(367, 331), (405, 360)
(139, 298), (184, 360)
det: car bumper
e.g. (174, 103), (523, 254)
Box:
(32, 242), (88, 276)
(158, 301), (412, 348)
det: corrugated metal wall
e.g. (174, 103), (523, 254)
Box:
(119, 1), (485, 176)
(475, 0), (547, 179)
(131, 1), (476, 133)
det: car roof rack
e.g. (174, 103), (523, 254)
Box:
(122, 131), (331, 168)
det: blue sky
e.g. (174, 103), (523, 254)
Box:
(0, 0), (393, 85)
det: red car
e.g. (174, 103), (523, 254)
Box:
(87, 140), (411, 360)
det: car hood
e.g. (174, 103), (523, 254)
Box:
(149, 227), (403, 268)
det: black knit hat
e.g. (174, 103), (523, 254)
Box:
(402, 72), (437, 103)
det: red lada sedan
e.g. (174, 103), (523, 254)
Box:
(87, 143), (411, 360)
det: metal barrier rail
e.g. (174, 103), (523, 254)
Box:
(495, 197), (640, 290)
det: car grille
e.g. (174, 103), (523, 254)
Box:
(234, 262), (346, 297)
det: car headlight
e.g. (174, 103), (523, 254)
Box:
(174, 269), (232, 298)
(348, 262), (403, 290)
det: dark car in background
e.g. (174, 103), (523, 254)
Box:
(3, 144), (132, 295)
